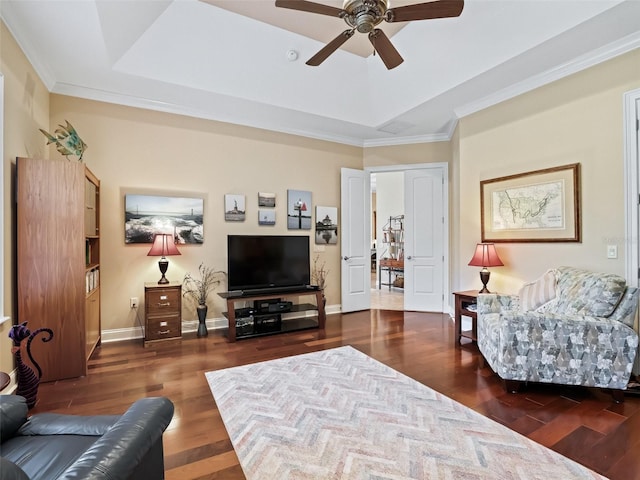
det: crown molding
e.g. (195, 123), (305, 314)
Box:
(455, 32), (640, 120)
(52, 82), (370, 147)
(53, 81), (456, 148)
(1, 11), (56, 90)
(363, 131), (452, 148)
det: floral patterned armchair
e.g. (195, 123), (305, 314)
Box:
(477, 267), (639, 401)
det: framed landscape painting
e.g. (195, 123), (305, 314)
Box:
(480, 163), (580, 243)
(124, 194), (204, 244)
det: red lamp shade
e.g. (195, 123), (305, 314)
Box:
(468, 243), (503, 293)
(147, 234), (181, 284)
(468, 243), (503, 268)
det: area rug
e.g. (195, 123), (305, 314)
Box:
(205, 346), (606, 479)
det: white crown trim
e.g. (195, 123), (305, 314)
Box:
(455, 32), (640, 120)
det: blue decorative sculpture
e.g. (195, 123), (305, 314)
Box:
(39, 120), (87, 162)
(8, 322), (54, 409)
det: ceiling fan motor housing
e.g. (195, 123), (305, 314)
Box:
(343, 0), (389, 33)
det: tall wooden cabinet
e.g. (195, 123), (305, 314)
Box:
(17, 157), (101, 382)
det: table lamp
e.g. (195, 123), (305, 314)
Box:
(468, 243), (503, 293)
(147, 234), (181, 284)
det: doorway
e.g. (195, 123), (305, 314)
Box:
(366, 163), (449, 313)
(371, 172), (405, 310)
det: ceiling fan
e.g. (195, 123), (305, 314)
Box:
(275, 0), (464, 69)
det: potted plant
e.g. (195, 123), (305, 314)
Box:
(183, 263), (226, 337)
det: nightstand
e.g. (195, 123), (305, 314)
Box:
(453, 290), (479, 345)
(144, 282), (182, 347)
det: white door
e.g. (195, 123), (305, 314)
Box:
(341, 168), (371, 312)
(404, 168), (444, 311)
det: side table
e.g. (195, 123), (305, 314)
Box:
(453, 290), (479, 345)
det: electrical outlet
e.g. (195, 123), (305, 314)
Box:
(130, 297), (138, 309)
(607, 245), (618, 259)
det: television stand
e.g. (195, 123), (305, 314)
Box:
(218, 289), (326, 342)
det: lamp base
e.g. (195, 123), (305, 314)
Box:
(158, 258), (169, 284)
(478, 269), (491, 294)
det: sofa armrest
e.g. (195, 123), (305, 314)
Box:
(477, 293), (518, 315)
(56, 397), (174, 480)
(17, 413), (119, 436)
(608, 287), (639, 328)
(0, 395), (29, 443)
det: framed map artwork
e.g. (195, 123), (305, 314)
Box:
(480, 163), (580, 243)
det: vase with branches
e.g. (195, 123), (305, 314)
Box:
(312, 255), (328, 306)
(183, 263), (226, 337)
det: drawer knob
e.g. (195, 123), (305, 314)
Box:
(158, 330), (170, 335)
(157, 302), (171, 307)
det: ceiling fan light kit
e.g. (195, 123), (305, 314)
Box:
(274, 0), (464, 69)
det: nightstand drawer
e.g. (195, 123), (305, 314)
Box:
(146, 288), (180, 315)
(145, 315), (180, 341)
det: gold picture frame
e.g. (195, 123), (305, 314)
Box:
(481, 163), (580, 243)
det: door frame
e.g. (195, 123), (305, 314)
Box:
(623, 87), (640, 288)
(365, 162), (449, 311)
(623, 87), (640, 376)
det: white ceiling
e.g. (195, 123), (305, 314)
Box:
(2, 0), (639, 147)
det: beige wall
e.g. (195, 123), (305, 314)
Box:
(1, 20), (50, 376)
(456, 48), (640, 294)
(48, 95), (362, 333)
(363, 141), (452, 167)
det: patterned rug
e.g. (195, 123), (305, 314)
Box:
(205, 346), (606, 479)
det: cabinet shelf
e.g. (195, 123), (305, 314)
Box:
(219, 289), (326, 342)
(222, 302), (317, 319)
(227, 317), (319, 340)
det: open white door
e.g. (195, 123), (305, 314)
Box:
(341, 168), (371, 312)
(404, 168), (445, 312)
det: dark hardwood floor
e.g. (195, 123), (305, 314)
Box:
(33, 310), (640, 479)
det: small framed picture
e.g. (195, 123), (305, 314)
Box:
(225, 194), (245, 222)
(258, 209), (276, 226)
(315, 206), (338, 244)
(287, 189), (312, 230)
(258, 192), (276, 207)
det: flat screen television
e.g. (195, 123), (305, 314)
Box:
(227, 235), (311, 293)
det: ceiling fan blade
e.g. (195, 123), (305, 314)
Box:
(275, 0), (344, 18)
(368, 29), (403, 70)
(306, 30), (355, 66)
(387, 0), (464, 23)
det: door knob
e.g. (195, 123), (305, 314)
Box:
(343, 256), (350, 261)
(407, 256), (412, 260)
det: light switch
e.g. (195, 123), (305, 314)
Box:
(607, 245), (618, 259)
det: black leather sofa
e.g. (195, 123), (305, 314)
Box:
(0, 395), (174, 480)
